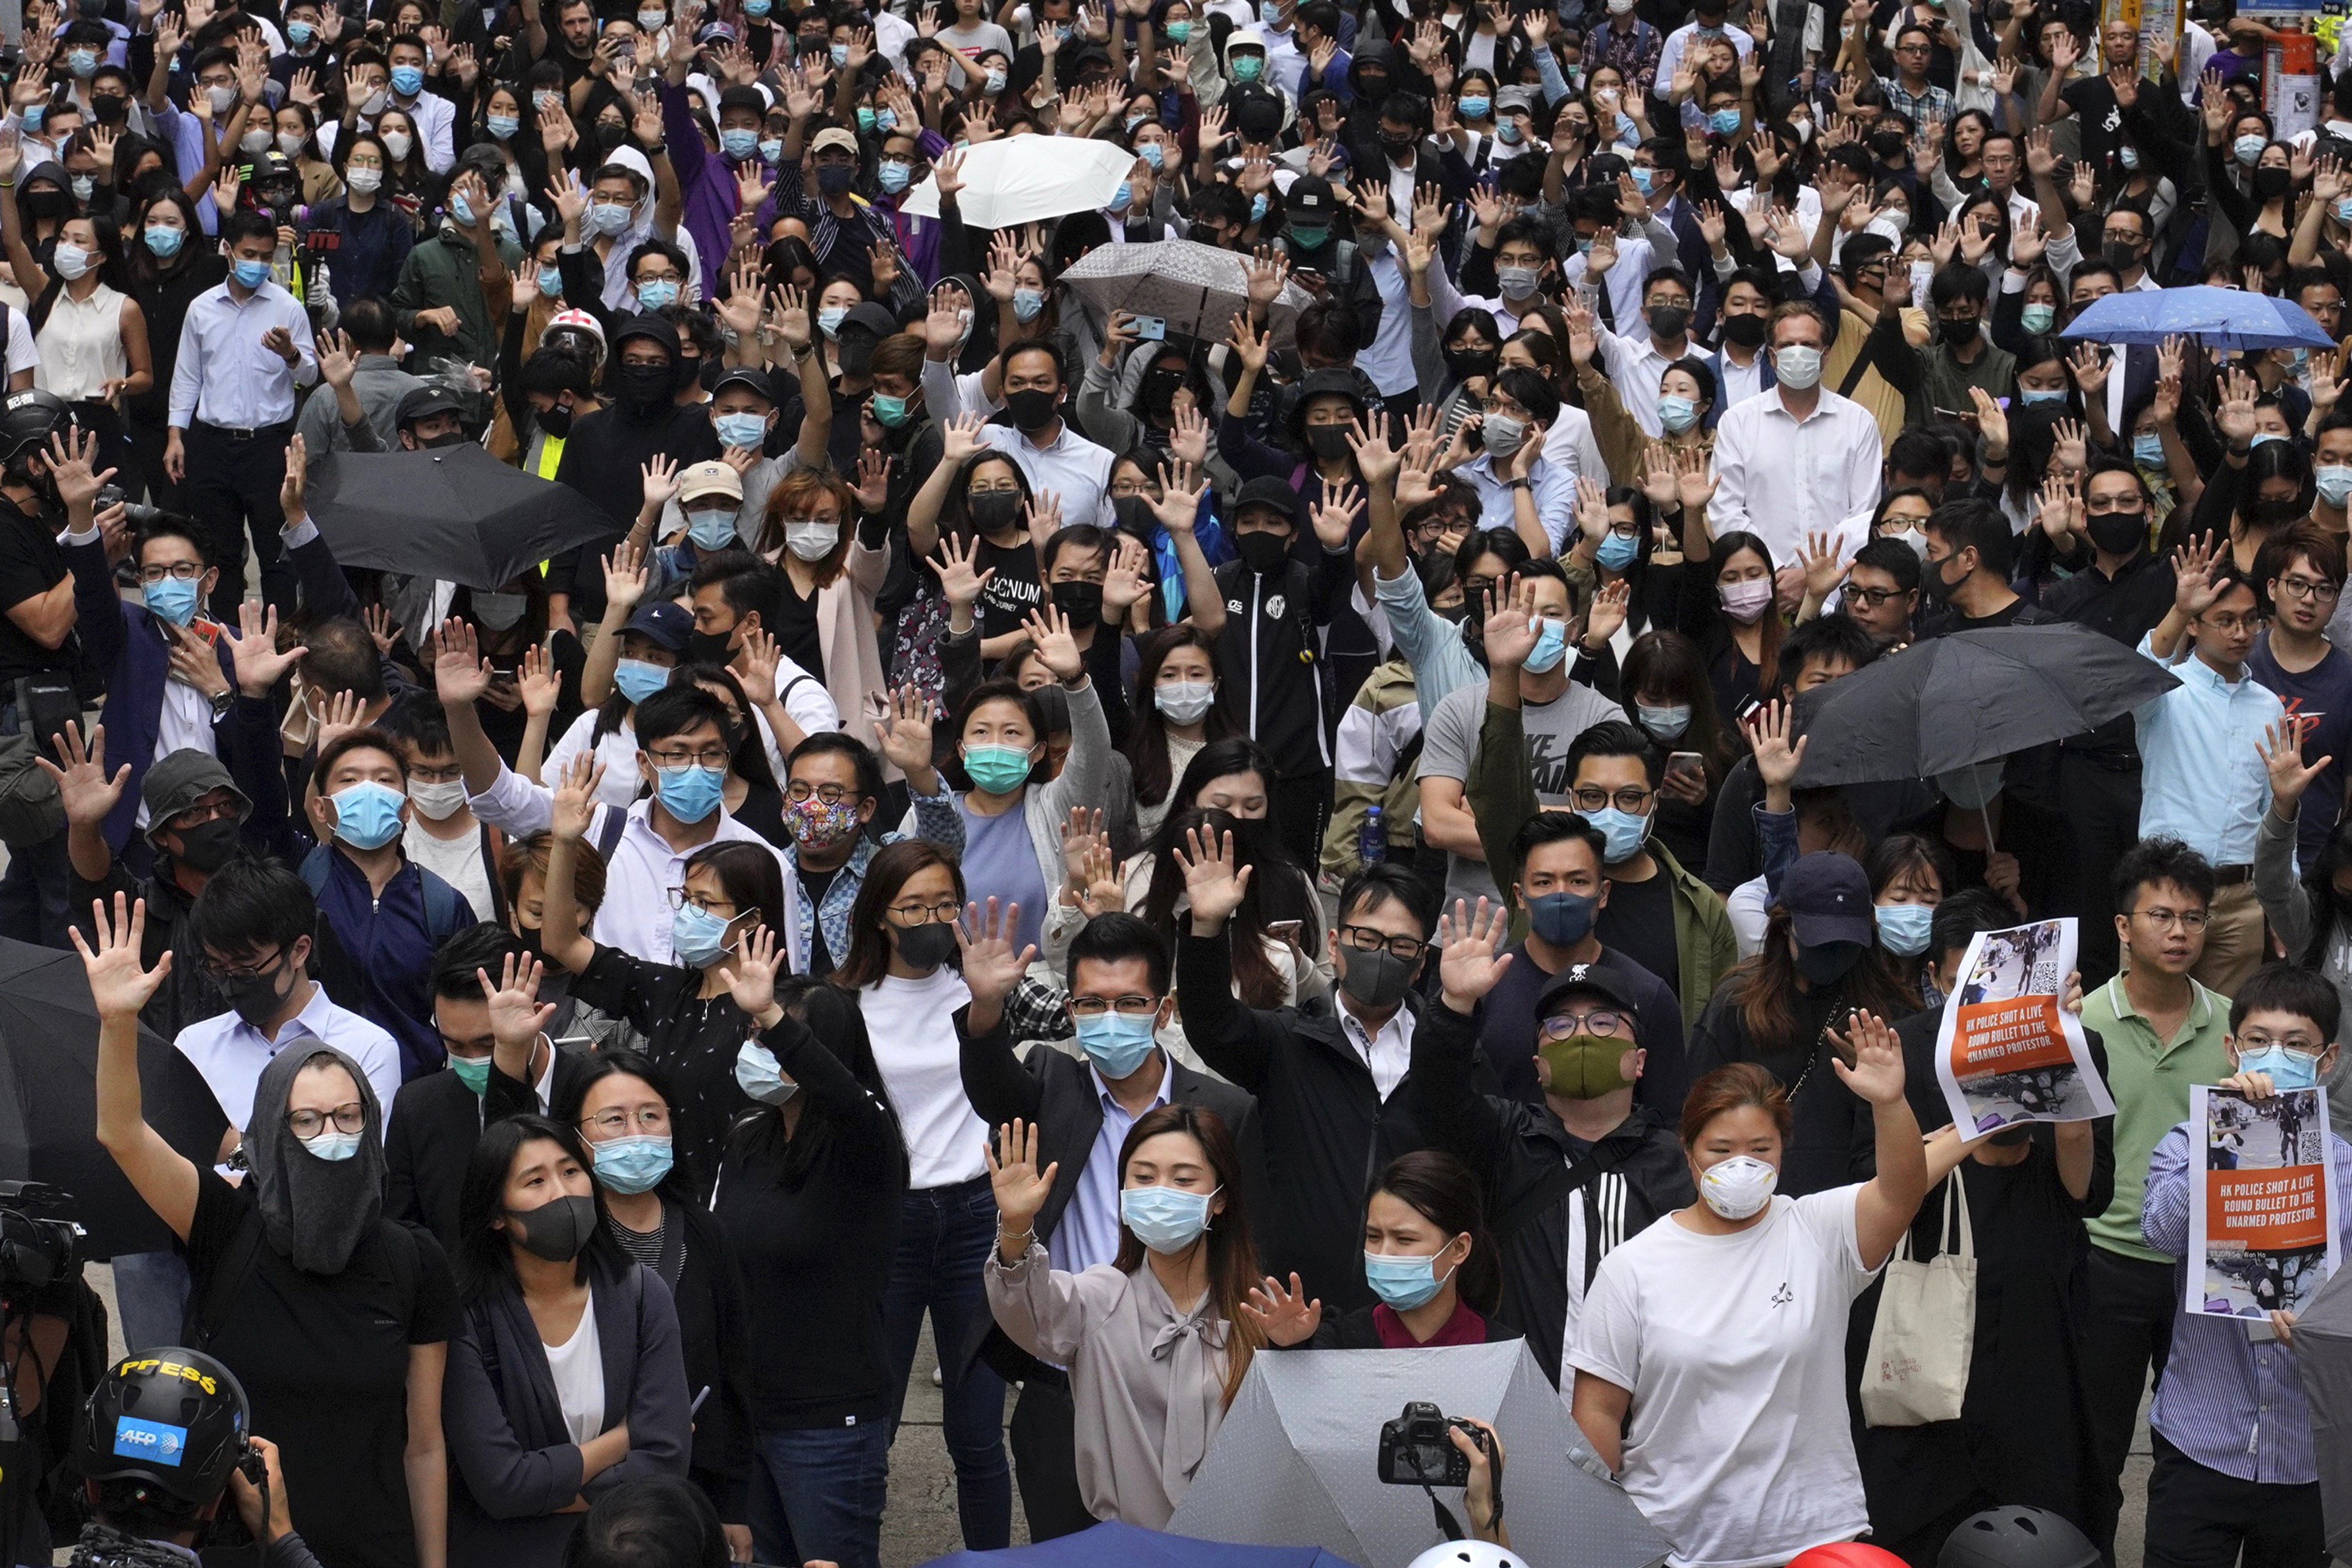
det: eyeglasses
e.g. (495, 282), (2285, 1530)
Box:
(1069, 995), (1160, 1017)
(785, 780), (863, 804)
(170, 797), (241, 832)
(1570, 785), (1654, 814)
(408, 763), (464, 784)
(1539, 1010), (1628, 1038)
(2200, 612), (2264, 634)
(2131, 905), (2209, 932)
(649, 746), (732, 769)
(581, 1105), (669, 1135)
(888, 899), (963, 926)
(204, 948), (283, 983)
(1337, 924), (1428, 962)
(1846, 584), (1911, 608)
(2276, 574), (2343, 601)
(666, 888), (738, 915)
(285, 1103), (365, 1138)
(137, 562), (204, 583)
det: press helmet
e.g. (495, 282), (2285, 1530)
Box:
(77, 1347), (252, 1507)
(1406, 1544), (1531, 1568)
(0, 388), (69, 468)
(1937, 1506), (2101, 1568)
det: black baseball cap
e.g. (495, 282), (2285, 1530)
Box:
(1287, 175), (1337, 227)
(1234, 475), (1300, 527)
(622, 600), (692, 653)
(1536, 961), (1641, 1021)
(396, 385), (465, 426)
(1782, 852), (1875, 947)
(705, 363), (778, 402)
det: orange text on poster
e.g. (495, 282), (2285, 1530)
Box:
(1948, 999), (2073, 1078)
(2206, 1168), (2328, 1250)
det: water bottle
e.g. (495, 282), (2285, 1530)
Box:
(1359, 804), (1386, 866)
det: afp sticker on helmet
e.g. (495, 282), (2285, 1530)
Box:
(112, 1417), (189, 1465)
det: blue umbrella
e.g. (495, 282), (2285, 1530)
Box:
(923, 1521), (1364, 1568)
(2059, 285), (2336, 349)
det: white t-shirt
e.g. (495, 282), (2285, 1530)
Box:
(1568, 1186), (1879, 1568)
(860, 966), (985, 1189)
(541, 1287), (607, 1446)
(403, 822), (492, 926)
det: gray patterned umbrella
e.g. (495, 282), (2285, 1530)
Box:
(1061, 239), (1316, 349)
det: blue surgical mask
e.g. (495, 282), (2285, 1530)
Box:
(1630, 166), (1654, 195)
(232, 258), (271, 289)
(1110, 181), (1131, 211)
(1363, 1248), (1455, 1311)
(1586, 804), (1650, 863)
(721, 127), (760, 159)
(1138, 139), (1164, 169)
(2133, 431), (2165, 468)
(746, 0), (770, 16)
(1522, 617), (1569, 674)
(857, 106), (877, 131)
(817, 304), (848, 337)
(2018, 386), (2066, 405)
(654, 764), (725, 823)
(614, 658), (669, 704)
(448, 1053), (492, 1095)
(144, 225), (184, 258)
(2238, 1043), (2323, 1090)
(328, 780), (405, 850)
(287, 19), (315, 44)
(734, 1040), (799, 1104)
(1656, 393), (1698, 432)
(65, 48), (97, 77)
(2252, 430), (2287, 446)
(451, 190), (477, 226)
(19, 105), (41, 132)
(593, 1134), (674, 1193)
(638, 278), (681, 310)
(877, 159), (912, 193)
(715, 411), (767, 449)
(876, 108), (897, 131)
(670, 899), (736, 966)
(487, 112), (519, 139)
(536, 264), (563, 298)
(758, 136), (783, 164)
(390, 64), (424, 96)
(1458, 95), (1491, 119)
(143, 576), (200, 626)
(300, 1128), (363, 1161)
(1074, 1010), (1160, 1078)
(1596, 531), (1639, 571)
(687, 508), (737, 549)
(1709, 107), (1742, 136)
(830, 42), (849, 65)
(1635, 702), (1689, 741)
(2235, 133), (2267, 167)
(1120, 1183), (1217, 1252)
(2319, 465), (2352, 507)
(1874, 901), (1934, 956)
(1013, 287), (1045, 322)
(1250, 192), (1269, 223)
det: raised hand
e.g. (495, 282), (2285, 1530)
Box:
(1238, 1272), (1324, 1346)
(1020, 603), (1082, 681)
(1746, 698), (1808, 794)
(719, 923), (786, 1019)
(2170, 530), (2227, 620)
(871, 684), (936, 777)
(434, 615), (494, 705)
(477, 952), (559, 1049)
(1480, 576), (1539, 669)
(604, 538), (649, 613)
(985, 1119), (1058, 1241)
(226, 600), (305, 697)
(926, 533), (996, 609)
(550, 753), (603, 842)
(36, 721), (128, 828)
(1173, 824), (1252, 928)
(1826, 1009), (1907, 1104)
(955, 896), (1037, 1008)
(1436, 896), (1514, 1011)
(2261, 716), (2329, 812)
(1154, 460), (1207, 533)
(71, 893), (172, 1019)
(517, 641), (560, 719)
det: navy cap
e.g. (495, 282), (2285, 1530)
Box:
(1782, 852), (1875, 948)
(622, 600), (692, 653)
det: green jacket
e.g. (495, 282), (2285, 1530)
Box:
(389, 223), (523, 373)
(1468, 693), (1736, 1039)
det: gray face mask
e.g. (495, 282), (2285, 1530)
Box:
(1338, 945), (1417, 1009)
(1496, 264), (1541, 298)
(473, 591), (528, 630)
(1482, 412), (1527, 458)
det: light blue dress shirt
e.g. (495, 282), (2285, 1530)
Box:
(2134, 633), (2285, 868)
(1051, 1054), (1173, 1276)
(1459, 451), (1577, 552)
(167, 279), (318, 430)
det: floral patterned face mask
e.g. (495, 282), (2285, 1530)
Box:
(787, 795), (862, 851)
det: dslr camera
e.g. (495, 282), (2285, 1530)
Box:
(0, 1183), (80, 1292)
(1376, 1401), (1490, 1489)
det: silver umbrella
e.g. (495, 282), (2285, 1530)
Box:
(1060, 238), (1317, 349)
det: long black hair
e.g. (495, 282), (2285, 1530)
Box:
(456, 1114), (624, 1302)
(1148, 737), (1320, 945)
(554, 1048), (697, 1204)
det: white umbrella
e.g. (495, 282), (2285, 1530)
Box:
(1059, 237), (1316, 347)
(900, 134), (1139, 228)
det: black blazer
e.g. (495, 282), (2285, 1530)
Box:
(955, 1003), (1261, 1382)
(386, 1046), (598, 1258)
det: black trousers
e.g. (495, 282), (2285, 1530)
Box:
(124, 411), (190, 511)
(2054, 751), (2143, 988)
(2078, 1247), (2178, 1560)
(1007, 1376), (1095, 1542)
(2144, 1432), (2326, 1568)
(182, 419), (294, 619)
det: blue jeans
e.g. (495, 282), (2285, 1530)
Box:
(748, 1421), (890, 1568)
(881, 1176), (1011, 1552)
(110, 1250), (191, 1352)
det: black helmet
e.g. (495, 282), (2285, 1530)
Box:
(78, 1348), (251, 1505)
(1937, 1506), (2100, 1568)
(0, 388), (69, 467)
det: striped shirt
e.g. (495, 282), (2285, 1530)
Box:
(2141, 1120), (2352, 1483)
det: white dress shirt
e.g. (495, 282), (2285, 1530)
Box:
(1340, 998), (1415, 1102)
(174, 981), (404, 1138)
(1706, 386), (1885, 565)
(1542, 402), (1610, 487)
(466, 765), (791, 965)
(1716, 348), (1768, 411)
(167, 279), (318, 430)
(1599, 326), (1685, 439)
(977, 419), (1118, 529)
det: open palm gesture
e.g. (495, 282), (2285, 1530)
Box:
(1239, 1272), (1324, 1347)
(71, 893), (171, 1019)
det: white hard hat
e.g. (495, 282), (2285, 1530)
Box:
(1407, 1544), (1532, 1568)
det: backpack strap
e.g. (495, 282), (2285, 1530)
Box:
(593, 802), (628, 862)
(417, 866), (467, 943)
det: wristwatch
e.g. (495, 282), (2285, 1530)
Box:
(209, 689), (236, 721)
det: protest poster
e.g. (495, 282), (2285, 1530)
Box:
(1932, 917), (2115, 1135)
(2187, 1085), (2338, 1318)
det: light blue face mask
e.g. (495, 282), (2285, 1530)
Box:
(830, 42), (849, 64)
(328, 780), (405, 850)
(1937, 761), (2004, 810)
(300, 1128), (362, 1161)
(1708, 107), (1742, 136)
(451, 190), (477, 226)
(714, 410), (767, 449)
(1586, 804), (1650, 863)
(1521, 616), (1570, 674)
(2235, 132), (2267, 167)
(536, 264), (563, 298)
(817, 304), (848, 338)
(614, 658), (669, 705)
(390, 64), (425, 96)
(1110, 181), (1131, 211)
(758, 137), (783, 164)
(1458, 95), (1491, 119)
(144, 225), (184, 258)
(1596, 531), (1639, 571)
(2019, 303), (2055, 334)
(1120, 1183), (1217, 1252)
(734, 1040), (800, 1104)
(2133, 431), (2166, 468)
(877, 159), (912, 193)
(670, 899), (736, 966)
(687, 508), (737, 549)
(1657, 393), (1699, 432)
(1629, 166), (1654, 196)
(2018, 386), (2067, 405)
(1498, 120), (1523, 145)
(2319, 464), (2352, 508)
(655, 764), (725, 823)
(2238, 1043), (2323, 1090)
(231, 258), (271, 289)
(1138, 139), (1164, 169)
(487, 112), (519, 139)
(1635, 701), (1689, 740)
(746, 0), (771, 15)
(876, 108), (897, 131)
(1363, 1247), (1456, 1311)
(2252, 430), (2287, 446)
(720, 127), (760, 159)
(1250, 192), (1269, 223)
(287, 19), (316, 45)
(593, 1134), (674, 1193)
(1875, 901), (1934, 956)
(638, 278), (681, 310)
(447, 1053), (493, 1095)
(65, 48), (97, 77)
(143, 576), (200, 626)
(1013, 287), (1045, 322)
(1074, 1010), (1160, 1078)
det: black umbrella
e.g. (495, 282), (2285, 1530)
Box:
(1789, 624), (2183, 787)
(0, 939), (229, 1260)
(305, 444), (618, 591)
